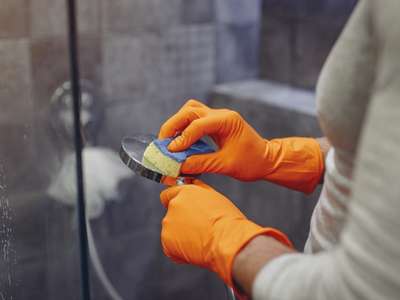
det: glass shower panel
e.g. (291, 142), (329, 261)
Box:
(77, 1), (226, 299)
(0, 1), (82, 299)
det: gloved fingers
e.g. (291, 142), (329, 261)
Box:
(160, 185), (183, 208)
(160, 176), (179, 186)
(158, 110), (197, 139)
(184, 99), (208, 109)
(180, 152), (222, 175)
(168, 117), (219, 152)
(191, 179), (213, 189)
(158, 100), (208, 139)
(160, 180), (212, 207)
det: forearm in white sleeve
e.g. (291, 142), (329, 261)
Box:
(252, 1), (400, 299)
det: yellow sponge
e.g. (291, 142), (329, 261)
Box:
(142, 141), (181, 177)
(142, 138), (214, 178)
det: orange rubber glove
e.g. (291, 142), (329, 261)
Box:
(160, 180), (292, 288)
(159, 99), (324, 193)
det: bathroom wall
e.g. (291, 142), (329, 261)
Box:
(0, 0), (262, 299)
(260, 0), (358, 89)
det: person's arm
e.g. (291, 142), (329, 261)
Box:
(233, 235), (294, 295)
(233, 2), (400, 299)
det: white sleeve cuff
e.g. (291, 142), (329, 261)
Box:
(252, 254), (305, 300)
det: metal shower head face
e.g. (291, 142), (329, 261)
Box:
(119, 134), (194, 185)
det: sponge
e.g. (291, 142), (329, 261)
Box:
(142, 138), (214, 177)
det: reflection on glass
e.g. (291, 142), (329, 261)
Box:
(0, 8), (82, 300)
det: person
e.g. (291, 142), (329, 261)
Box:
(157, 1), (400, 299)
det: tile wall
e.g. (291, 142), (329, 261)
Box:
(260, 0), (358, 89)
(0, 0), (261, 299)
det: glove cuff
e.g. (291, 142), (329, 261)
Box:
(263, 137), (324, 194)
(212, 219), (292, 287)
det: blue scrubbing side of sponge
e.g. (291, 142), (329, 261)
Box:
(153, 138), (215, 163)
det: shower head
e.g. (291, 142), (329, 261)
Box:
(119, 134), (194, 186)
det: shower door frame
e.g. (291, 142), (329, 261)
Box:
(65, 0), (91, 299)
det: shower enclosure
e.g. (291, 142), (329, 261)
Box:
(0, 0), (265, 299)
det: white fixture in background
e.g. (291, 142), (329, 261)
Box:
(47, 147), (132, 219)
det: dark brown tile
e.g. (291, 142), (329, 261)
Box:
(159, 26), (192, 103)
(158, 25), (216, 102)
(0, 39), (33, 123)
(77, 0), (101, 35)
(30, 36), (102, 111)
(260, 16), (293, 84)
(216, 23), (259, 83)
(293, 16), (345, 89)
(262, 0), (357, 19)
(102, 0), (180, 35)
(30, 0), (100, 38)
(296, 0), (357, 18)
(102, 35), (148, 101)
(8, 193), (48, 261)
(12, 259), (46, 299)
(181, 0), (214, 24)
(0, 123), (37, 195)
(30, 0), (65, 37)
(0, 0), (29, 38)
(216, 0), (261, 25)
(102, 34), (162, 102)
(262, 0), (297, 18)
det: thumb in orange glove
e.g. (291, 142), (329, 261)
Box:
(159, 99), (324, 194)
(160, 180), (292, 287)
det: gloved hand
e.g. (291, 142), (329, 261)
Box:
(160, 180), (292, 287)
(159, 99), (324, 193)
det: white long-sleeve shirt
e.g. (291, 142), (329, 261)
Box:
(253, 1), (400, 299)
